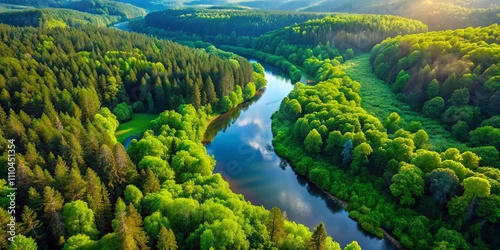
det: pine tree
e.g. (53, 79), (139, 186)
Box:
(266, 206), (285, 245)
(84, 168), (112, 233)
(42, 186), (65, 240)
(204, 76), (217, 105)
(308, 222), (327, 250)
(112, 201), (149, 250)
(63, 166), (87, 201)
(19, 206), (44, 241)
(142, 168), (161, 195)
(157, 226), (177, 250)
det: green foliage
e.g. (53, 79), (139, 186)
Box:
(62, 200), (100, 239)
(426, 168), (459, 206)
(63, 234), (98, 250)
(113, 102), (133, 123)
(390, 163), (424, 206)
(8, 235), (38, 250)
(266, 206), (285, 246)
(371, 24), (500, 147)
(305, 129), (323, 154)
(308, 222), (327, 250)
(422, 97), (445, 119)
(157, 226), (177, 250)
(145, 9), (328, 39)
(0, 8), (121, 28)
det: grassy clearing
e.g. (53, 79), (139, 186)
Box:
(341, 53), (465, 151)
(115, 113), (158, 143)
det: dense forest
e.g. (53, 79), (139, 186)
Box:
(143, 9), (329, 38)
(272, 35), (500, 249)
(136, 11), (427, 83)
(0, 0), (146, 19)
(0, 0), (499, 249)
(3, 0), (146, 18)
(113, 0), (500, 30)
(0, 24), (357, 249)
(0, 8), (121, 28)
(129, 8), (500, 248)
(371, 24), (500, 159)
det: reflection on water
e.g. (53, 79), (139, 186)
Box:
(204, 61), (395, 250)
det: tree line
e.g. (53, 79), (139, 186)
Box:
(272, 46), (500, 249)
(371, 24), (500, 162)
(0, 0), (146, 20)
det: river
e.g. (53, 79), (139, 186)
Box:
(112, 21), (396, 249)
(204, 61), (396, 250)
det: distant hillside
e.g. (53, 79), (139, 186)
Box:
(64, 0), (146, 19)
(0, 8), (121, 27)
(269, 0), (500, 30)
(143, 8), (329, 37)
(113, 0), (500, 30)
(0, 0), (146, 19)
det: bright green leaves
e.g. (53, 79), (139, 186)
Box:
(390, 163), (424, 206)
(305, 129), (323, 154)
(62, 200), (99, 239)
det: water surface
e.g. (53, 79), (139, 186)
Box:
(205, 62), (395, 249)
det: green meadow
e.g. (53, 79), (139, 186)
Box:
(341, 54), (465, 151)
(115, 113), (158, 143)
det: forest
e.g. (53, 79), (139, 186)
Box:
(0, 9), (122, 28)
(0, 0), (146, 20)
(0, 23), (356, 249)
(0, 0), (499, 249)
(133, 5), (500, 250)
(371, 24), (500, 160)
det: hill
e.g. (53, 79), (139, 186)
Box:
(114, 0), (500, 30)
(0, 8), (121, 27)
(0, 0), (146, 19)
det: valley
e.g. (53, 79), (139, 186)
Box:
(0, 0), (499, 249)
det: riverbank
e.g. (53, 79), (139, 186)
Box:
(317, 187), (404, 249)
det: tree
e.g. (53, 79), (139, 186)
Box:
(157, 226), (177, 250)
(84, 168), (112, 233)
(308, 222), (327, 250)
(18, 206), (43, 241)
(62, 200), (99, 239)
(390, 163), (424, 206)
(477, 194), (500, 223)
(142, 168), (161, 195)
(422, 97), (444, 119)
(412, 150), (441, 173)
(124, 185), (143, 211)
(266, 206), (285, 245)
(112, 201), (149, 250)
(463, 176), (491, 199)
(426, 168), (459, 206)
(200, 219), (249, 250)
(344, 241), (361, 250)
(305, 129), (323, 154)
(350, 142), (373, 174)
(77, 88), (100, 121)
(7, 235), (37, 250)
(43, 186), (65, 240)
(113, 102), (133, 123)
(341, 139), (354, 166)
(63, 234), (98, 250)
(344, 48), (355, 60)
(448, 88), (469, 107)
(412, 129), (428, 149)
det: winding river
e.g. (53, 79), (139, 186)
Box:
(204, 61), (396, 249)
(113, 21), (396, 249)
